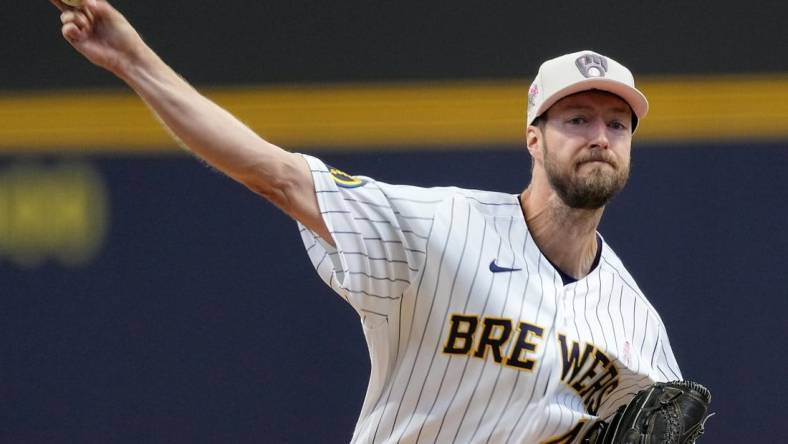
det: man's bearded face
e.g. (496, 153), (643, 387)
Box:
(543, 137), (630, 209)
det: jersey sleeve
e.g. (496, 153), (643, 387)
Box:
(651, 323), (683, 382)
(297, 154), (447, 317)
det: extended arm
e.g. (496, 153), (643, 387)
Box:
(51, 0), (332, 242)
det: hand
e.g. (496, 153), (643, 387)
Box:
(50, 0), (148, 74)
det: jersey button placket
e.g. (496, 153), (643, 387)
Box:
(559, 283), (574, 329)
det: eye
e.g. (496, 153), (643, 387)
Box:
(608, 120), (628, 131)
(567, 116), (588, 125)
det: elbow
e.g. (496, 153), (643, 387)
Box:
(241, 156), (304, 214)
(253, 182), (292, 211)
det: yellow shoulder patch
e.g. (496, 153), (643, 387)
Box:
(329, 167), (366, 188)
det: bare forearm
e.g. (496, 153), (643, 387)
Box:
(115, 51), (330, 238)
(52, 0), (331, 241)
(115, 47), (292, 187)
(116, 48), (331, 240)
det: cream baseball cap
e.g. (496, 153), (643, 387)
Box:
(526, 50), (649, 130)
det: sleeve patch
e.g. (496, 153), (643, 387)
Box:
(329, 166), (366, 188)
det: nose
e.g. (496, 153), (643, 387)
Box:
(589, 118), (609, 150)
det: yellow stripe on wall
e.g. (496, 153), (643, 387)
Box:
(639, 76), (788, 141)
(1, 75), (787, 153)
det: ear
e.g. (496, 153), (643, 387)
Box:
(525, 124), (544, 165)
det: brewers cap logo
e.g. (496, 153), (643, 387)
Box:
(575, 53), (608, 78)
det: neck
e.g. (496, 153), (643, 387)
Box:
(520, 187), (604, 279)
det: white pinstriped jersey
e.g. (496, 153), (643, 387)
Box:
(297, 155), (682, 444)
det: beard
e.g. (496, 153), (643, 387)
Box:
(543, 140), (630, 210)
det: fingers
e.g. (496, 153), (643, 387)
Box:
(61, 10), (91, 29)
(60, 9), (92, 41)
(62, 22), (84, 43)
(51, 0), (101, 21)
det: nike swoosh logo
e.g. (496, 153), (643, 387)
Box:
(489, 260), (522, 273)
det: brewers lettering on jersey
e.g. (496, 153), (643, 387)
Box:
(49, 5), (682, 441)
